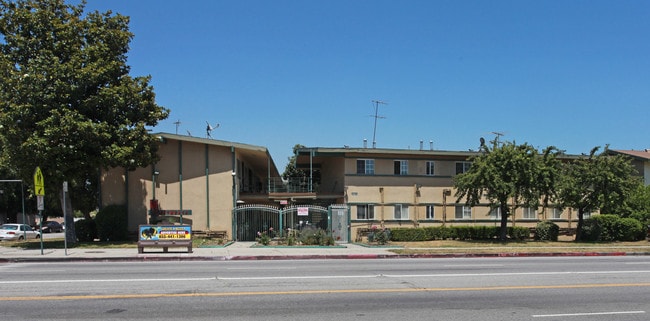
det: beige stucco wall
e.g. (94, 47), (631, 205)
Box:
(101, 138), (247, 238)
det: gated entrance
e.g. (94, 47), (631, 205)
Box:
(233, 204), (349, 242)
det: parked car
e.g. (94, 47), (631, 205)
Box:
(0, 224), (41, 241)
(40, 221), (63, 233)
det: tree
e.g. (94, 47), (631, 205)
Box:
(454, 139), (561, 241)
(282, 144), (307, 180)
(0, 0), (169, 242)
(557, 146), (639, 241)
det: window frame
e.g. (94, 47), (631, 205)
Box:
(522, 207), (537, 219)
(356, 159), (375, 175)
(425, 205), (435, 220)
(455, 205), (472, 220)
(356, 204), (375, 220)
(393, 160), (408, 175)
(393, 204), (409, 220)
(425, 161), (435, 176)
(455, 161), (472, 175)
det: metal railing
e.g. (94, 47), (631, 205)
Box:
(267, 177), (318, 193)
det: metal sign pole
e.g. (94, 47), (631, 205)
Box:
(63, 181), (68, 256)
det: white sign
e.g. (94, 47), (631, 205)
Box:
(297, 207), (309, 216)
(37, 195), (44, 211)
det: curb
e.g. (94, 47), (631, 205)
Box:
(1, 251), (649, 263)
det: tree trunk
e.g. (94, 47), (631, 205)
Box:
(60, 189), (77, 245)
(499, 204), (509, 241)
(574, 209), (584, 242)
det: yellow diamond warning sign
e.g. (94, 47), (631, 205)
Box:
(34, 167), (44, 196)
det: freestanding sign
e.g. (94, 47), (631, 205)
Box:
(33, 167), (44, 196)
(33, 167), (45, 255)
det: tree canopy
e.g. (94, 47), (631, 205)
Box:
(556, 146), (639, 241)
(0, 0), (169, 193)
(454, 139), (562, 241)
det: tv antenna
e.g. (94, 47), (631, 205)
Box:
(206, 121), (220, 139)
(491, 131), (505, 145)
(370, 100), (387, 148)
(173, 120), (181, 134)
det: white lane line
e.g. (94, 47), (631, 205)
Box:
(533, 310), (645, 318)
(0, 277), (217, 284)
(2, 270), (650, 283)
(443, 264), (504, 267)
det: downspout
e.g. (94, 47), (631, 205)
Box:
(231, 146), (237, 240)
(124, 168), (129, 222)
(178, 140), (183, 224)
(205, 144), (210, 229)
(309, 149), (313, 192)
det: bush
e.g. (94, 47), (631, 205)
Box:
(74, 219), (97, 242)
(508, 226), (531, 240)
(582, 215), (645, 242)
(94, 204), (129, 242)
(615, 218), (645, 241)
(535, 221), (559, 241)
(581, 218), (602, 241)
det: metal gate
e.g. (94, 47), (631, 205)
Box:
(233, 204), (280, 241)
(233, 204), (350, 242)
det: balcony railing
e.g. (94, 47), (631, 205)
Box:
(268, 177), (318, 193)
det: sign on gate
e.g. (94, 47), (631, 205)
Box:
(297, 207), (309, 216)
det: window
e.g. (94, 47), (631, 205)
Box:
(455, 205), (472, 220)
(582, 211), (592, 219)
(455, 162), (472, 174)
(425, 205), (435, 220)
(357, 205), (374, 220)
(551, 208), (562, 219)
(490, 207), (501, 220)
(356, 159), (375, 175)
(426, 161), (435, 176)
(394, 160), (408, 175)
(394, 204), (409, 220)
(523, 207), (537, 219)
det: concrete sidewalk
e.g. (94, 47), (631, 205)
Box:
(0, 242), (402, 262)
(2, 241), (650, 262)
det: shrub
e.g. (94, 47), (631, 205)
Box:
(390, 228), (427, 242)
(581, 215), (645, 242)
(74, 219), (97, 242)
(535, 221), (559, 241)
(508, 226), (531, 240)
(94, 204), (129, 242)
(581, 218), (602, 241)
(615, 217), (645, 241)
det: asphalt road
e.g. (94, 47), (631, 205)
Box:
(1, 256), (649, 320)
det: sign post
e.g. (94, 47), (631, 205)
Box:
(34, 167), (44, 255)
(63, 181), (68, 256)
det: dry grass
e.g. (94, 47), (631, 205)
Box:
(389, 236), (650, 255)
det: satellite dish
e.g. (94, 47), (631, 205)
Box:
(186, 130), (192, 137)
(206, 121), (220, 138)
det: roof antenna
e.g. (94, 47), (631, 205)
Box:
(370, 100), (387, 148)
(206, 121), (220, 139)
(173, 119), (181, 134)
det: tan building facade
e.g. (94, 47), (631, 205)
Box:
(294, 147), (585, 240)
(101, 133), (280, 238)
(100, 134), (608, 241)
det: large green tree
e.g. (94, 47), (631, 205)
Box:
(454, 139), (561, 241)
(557, 146), (639, 241)
(0, 0), (169, 240)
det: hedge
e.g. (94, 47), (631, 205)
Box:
(390, 225), (530, 241)
(535, 221), (559, 241)
(582, 215), (645, 242)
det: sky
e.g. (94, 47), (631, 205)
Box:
(80, 0), (650, 170)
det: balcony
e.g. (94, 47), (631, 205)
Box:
(267, 177), (319, 194)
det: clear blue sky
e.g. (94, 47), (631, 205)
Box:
(82, 0), (650, 170)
